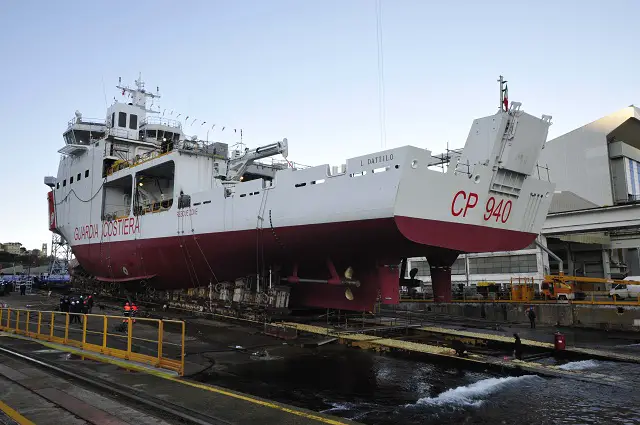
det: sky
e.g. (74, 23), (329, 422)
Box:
(0, 0), (639, 252)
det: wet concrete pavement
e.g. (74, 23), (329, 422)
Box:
(0, 343), (173, 425)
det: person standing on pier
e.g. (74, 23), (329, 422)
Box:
(513, 333), (523, 360)
(70, 296), (83, 324)
(527, 307), (537, 329)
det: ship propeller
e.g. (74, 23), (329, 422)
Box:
(344, 266), (354, 300)
(344, 266), (354, 280)
(345, 287), (354, 301)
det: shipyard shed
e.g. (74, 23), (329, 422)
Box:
(408, 105), (640, 292)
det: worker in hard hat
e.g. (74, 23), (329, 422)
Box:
(527, 307), (537, 329)
(123, 301), (131, 323)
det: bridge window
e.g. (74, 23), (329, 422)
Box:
(85, 170), (89, 178)
(56, 182), (60, 189)
(77, 173), (81, 182)
(129, 114), (138, 130)
(111, 112), (115, 128)
(63, 179), (66, 187)
(118, 112), (127, 128)
(70, 176), (74, 184)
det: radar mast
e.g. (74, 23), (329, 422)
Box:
(116, 72), (160, 114)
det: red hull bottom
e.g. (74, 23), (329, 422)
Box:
(71, 216), (536, 311)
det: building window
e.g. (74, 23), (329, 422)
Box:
(468, 254), (538, 274)
(85, 170), (89, 178)
(70, 176), (74, 184)
(410, 260), (430, 277)
(451, 258), (466, 275)
(409, 257), (467, 277)
(129, 114), (138, 129)
(118, 112), (127, 128)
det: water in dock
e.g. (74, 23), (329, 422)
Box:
(196, 343), (640, 424)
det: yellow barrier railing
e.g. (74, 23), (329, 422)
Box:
(0, 308), (185, 376)
(400, 294), (640, 306)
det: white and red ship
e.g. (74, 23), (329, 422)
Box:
(45, 76), (555, 311)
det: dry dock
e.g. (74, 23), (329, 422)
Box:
(0, 293), (356, 425)
(0, 334), (355, 425)
(277, 321), (634, 388)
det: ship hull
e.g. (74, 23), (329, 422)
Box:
(50, 104), (554, 312)
(71, 215), (536, 310)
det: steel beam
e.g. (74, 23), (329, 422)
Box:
(542, 204), (640, 235)
(610, 236), (640, 249)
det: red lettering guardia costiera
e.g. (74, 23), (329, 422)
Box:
(103, 217), (140, 237)
(74, 224), (100, 241)
(73, 218), (141, 241)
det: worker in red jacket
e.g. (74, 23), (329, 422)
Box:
(130, 302), (138, 323)
(123, 302), (131, 323)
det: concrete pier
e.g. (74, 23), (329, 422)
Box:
(398, 302), (640, 331)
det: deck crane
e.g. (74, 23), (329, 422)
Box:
(226, 138), (289, 182)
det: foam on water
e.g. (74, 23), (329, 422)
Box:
(557, 360), (600, 371)
(322, 401), (358, 413)
(410, 375), (539, 408)
(321, 400), (382, 421)
(615, 342), (640, 348)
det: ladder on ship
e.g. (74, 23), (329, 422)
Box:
(255, 188), (270, 292)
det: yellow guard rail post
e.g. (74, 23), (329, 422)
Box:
(0, 308), (185, 376)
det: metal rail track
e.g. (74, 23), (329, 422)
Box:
(0, 345), (232, 425)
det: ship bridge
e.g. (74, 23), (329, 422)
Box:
(59, 111), (106, 156)
(139, 116), (182, 148)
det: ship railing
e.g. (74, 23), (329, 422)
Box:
(134, 199), (174, 216)
(107, 127), (132, 139)
(67, 117), (106, 129)
(0, 308), (186, 376)
(176, 140), (226, 159)
(103, 210), (131, 221)
(258, 158), (311, 170)
(106, 148), (174, 177)
(399, 292), (640, 306)
(535, 163), (551, 181)
(141, 116), (182, 129)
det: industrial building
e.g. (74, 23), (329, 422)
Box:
(409, 105), (640, 290)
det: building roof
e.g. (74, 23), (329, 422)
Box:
(546, 105), (640, 146)
(549, 191), (599, 214)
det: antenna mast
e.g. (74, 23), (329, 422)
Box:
(498, 75), (508, 112)
(116, 73), (161, 113)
